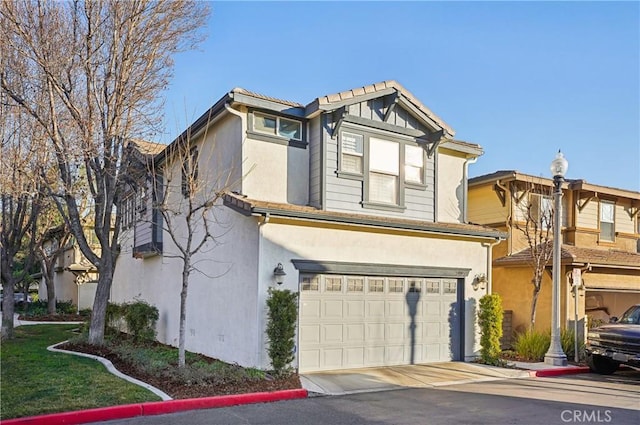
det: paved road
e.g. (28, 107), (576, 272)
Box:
(94, 370), (640, 425)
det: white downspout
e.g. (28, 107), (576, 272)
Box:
(483, 238), (502, 294)
(463, 156), (478, 223)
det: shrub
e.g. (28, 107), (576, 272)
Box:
(477, 293), (503, 365)
(122, 300), (159, 343)
(514, 329), (550, 361)
(105, 302), (125, 335)
(56, 300), (76, 314)
(265, 288), (298, 376)
(561, 328), (585, 360)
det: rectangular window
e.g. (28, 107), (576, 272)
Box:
(347, 277), (364, 293)
(368, 278), (384, 293)
(254, 112), (302, 140)
(369, 138), (399, 204)
(425, 280), (440, 294)
(340, 132), (363, 174)
(405, 145), (424, 184)
(388, 279), (404, 293)
(301, 276), (319, 292)
(600, 201), (615, 241)
(325, 277), (342, 292)
(408, 279), (422, 293)
(443, 280), (457, 294)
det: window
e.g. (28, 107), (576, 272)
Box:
(425, 280), (440, 294)
(369, 138), (399, 204)
(347, 277), (364, 292)
(181, 148), (199, 197)
(600, 201), (615, 241)
(529, 194), (553, 229)
(388, 279), (404, 293)
(405, 145), (424, 184)
(340, 132), (363, 174)
(408, 279), (422, 293)
(443, 280), (457, 294)
(121, 193), (136, 230)
(325, 277), (342, 292)
(368, 278), (384, 293)
(254, 112), (302, 140)
(301, 276), (319, 292)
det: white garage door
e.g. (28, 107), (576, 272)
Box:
(298, 274), (461, 373)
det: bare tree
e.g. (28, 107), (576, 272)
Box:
(145, 119), (236, 367)
(1, 1), (208, 344)
(512, 182), (555, 330)
(0, 92), (43, 339)
(35, 221), (70, 315)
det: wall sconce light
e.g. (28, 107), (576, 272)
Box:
(472, 273), (487, 291)
(273, 263), (286, 285)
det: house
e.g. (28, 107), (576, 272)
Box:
(111, 81), (506, 373)
(468, 171), (640, 342)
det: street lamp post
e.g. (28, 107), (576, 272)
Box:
(545, 150), (569, 366)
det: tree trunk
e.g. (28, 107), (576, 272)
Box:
(1, 281), (16, 340)
(178, 258), (190, 368)
(88, 257), (115, 345)
(530, 287), (540, 330)
(43, 261), (57, 315)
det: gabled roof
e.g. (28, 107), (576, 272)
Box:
(223, 192), (505, 240)
(305, 80), (455, 137)
(469, 170), (640, 200)
(494, 244), (640, 269)
(130, 139), (166, 156)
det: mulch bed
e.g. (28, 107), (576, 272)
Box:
(18, 314), (88, 322)
(59, 341), (301, 399)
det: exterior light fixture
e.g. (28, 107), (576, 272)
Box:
(545, 150), (568, 366)
(273, 263), (286, 285)
(472, 274), (487, 291)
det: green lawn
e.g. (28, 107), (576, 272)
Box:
(0, 324), (160, 420)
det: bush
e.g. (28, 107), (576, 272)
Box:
(265, 288), (298, 376)
(105, 302), (125, 335)
(477, 294), (503, 365)
(122, 301), (159, 343)
(561, 328), (585, 360)
(56, 300), (76, 314)
(514, 329), (550, 361)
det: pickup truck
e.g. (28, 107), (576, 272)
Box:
(585, 304), (640, 374)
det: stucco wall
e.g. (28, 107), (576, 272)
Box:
(437, 152), (466, 223)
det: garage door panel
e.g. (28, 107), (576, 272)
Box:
(299, 274), (461, 372)
(386, 322), (405, 341)
(301, 300), (321, 319)
(345, 300), (365, 318)
(345, 323), (365, 342)
(322, 324), (343, 343)
(300, 324), (321, 344)
(323, 300), (343, 318)
(367, 323), (385, 341)
(367, 300), (385, 318)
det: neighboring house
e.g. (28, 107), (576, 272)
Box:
(112, 80), (505, 373)
(468, 171), (640, 342)
(37, 229), (99, 311)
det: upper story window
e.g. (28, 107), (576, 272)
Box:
(600, 200), (615, 241)
(254, 112), (302, 141)
(531, 193), (553, 229)
(340, 132), (363, 174)
(405, 145), (424, 185)
(369, 138), (399, 205)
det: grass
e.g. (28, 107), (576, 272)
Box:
(0, 324), (161, 420)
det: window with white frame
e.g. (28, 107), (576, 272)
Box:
(600, 201), (615, 241)
(404, 144), (424, 184)
(529, 193), (553, 229)
(340, 132), (363, 174)
(369, 138), (399, 204)
(254, 112), (302, 140)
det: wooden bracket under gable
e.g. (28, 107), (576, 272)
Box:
(509, 181), (528, 204)
(628, 201), (639, 219)
(576, 191), (596, 212)
(493, 183), (507, 207)
(424, 129), (444, 158)
(383, 91), (400, 123)
(331, 106), (348, 139)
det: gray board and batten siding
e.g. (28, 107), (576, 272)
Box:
(321, 98), (436, 221)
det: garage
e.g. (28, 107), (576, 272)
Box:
(298, 273), (463, 373)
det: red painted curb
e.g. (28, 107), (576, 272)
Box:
(533, 366), (591, 377)
(1, 404), (143, 425)
(142, 389), (308, 416)
(1, 389), (308, 425)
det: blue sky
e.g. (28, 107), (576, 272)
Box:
(160, 1), (640, 191)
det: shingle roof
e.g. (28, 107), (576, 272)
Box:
(223, 192), (505, 240)
(130, 139), (166, 156)
(494, 243), (640, 269)
(231, 88), (304, 108)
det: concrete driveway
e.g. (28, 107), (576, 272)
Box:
(301, 362), (531, 395)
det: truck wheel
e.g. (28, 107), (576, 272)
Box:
(586, 353), (619, 375)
